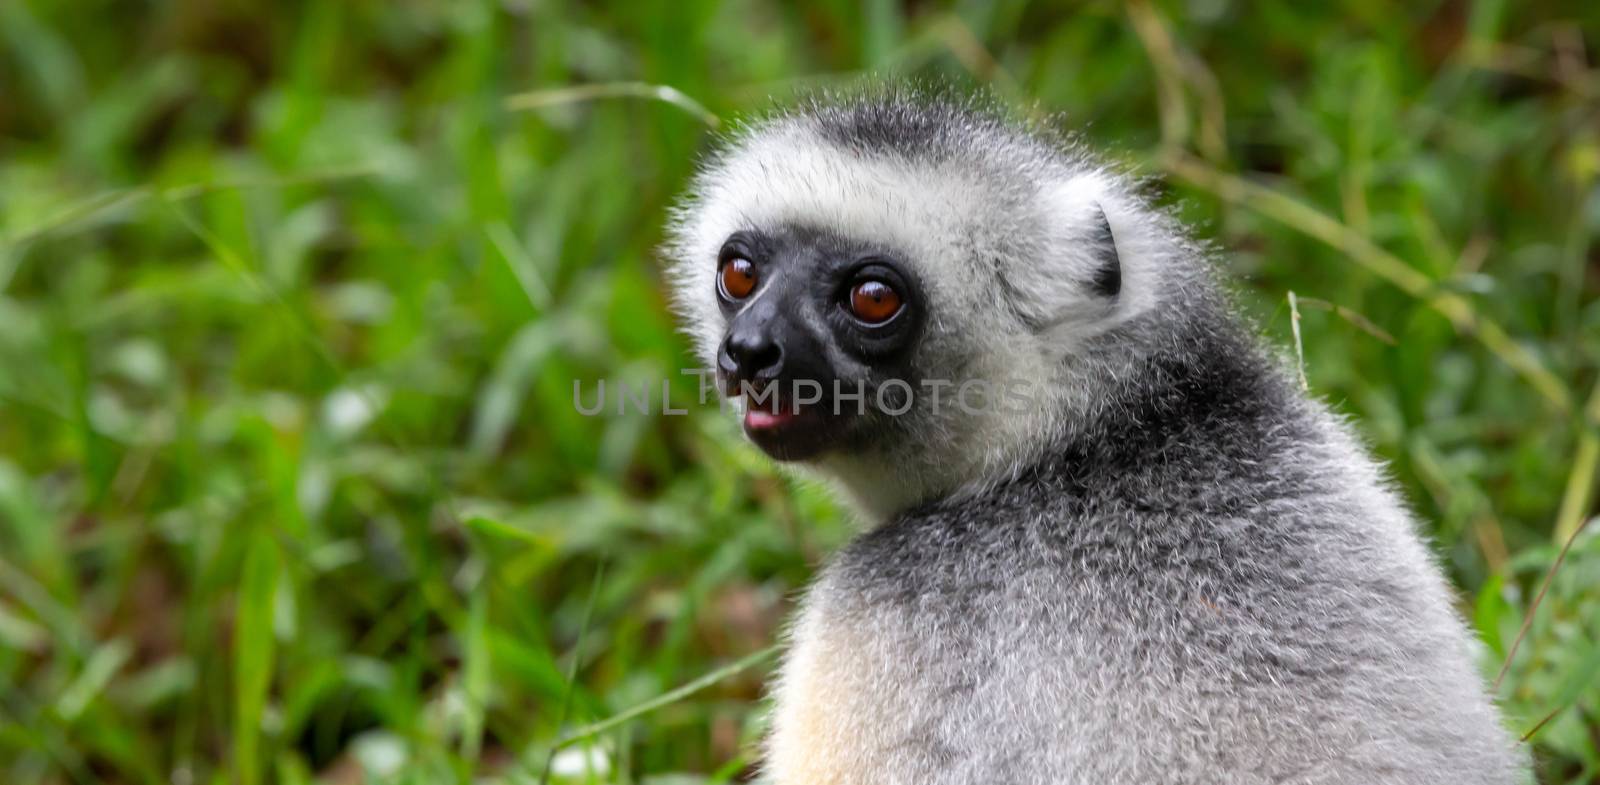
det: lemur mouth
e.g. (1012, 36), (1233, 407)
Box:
(738, 393), (847, 461)
(741, 394), (824, 432)
(743, 402), (807, 431)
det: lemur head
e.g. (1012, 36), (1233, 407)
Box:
(666, 92), (1198, 519)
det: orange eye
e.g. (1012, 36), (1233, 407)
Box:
(849, 279), (902, 323)
(719, 257), (757, 300)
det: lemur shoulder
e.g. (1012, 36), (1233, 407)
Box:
(665, 91), (1525, 784)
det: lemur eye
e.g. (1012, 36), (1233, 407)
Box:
(849, 279), (902, 324)
(719, 257), (757, 300)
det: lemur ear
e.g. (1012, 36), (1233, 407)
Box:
(1086, 204), (1121, 299)
(1012, 176), (1127, 334)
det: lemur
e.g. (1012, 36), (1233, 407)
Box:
(664, 91), (1525, 784)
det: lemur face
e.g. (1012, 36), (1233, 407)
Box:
(668, 98), (1148, 480)
(710, 224), (927, 460)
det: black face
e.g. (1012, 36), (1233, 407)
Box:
(713, 225), (925, 461)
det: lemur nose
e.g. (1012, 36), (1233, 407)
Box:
(721, 329), (783, 381)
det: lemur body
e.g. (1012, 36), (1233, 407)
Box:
(666, 93), (1524, 784)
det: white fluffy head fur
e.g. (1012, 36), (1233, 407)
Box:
(665, 92), (1208, 519)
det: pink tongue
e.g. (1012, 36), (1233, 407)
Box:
(745, 406), (799, 430)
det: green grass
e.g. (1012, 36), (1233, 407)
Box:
(1, 1), (1598, 782)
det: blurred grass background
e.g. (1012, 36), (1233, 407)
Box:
(1, 0), (1598, 783)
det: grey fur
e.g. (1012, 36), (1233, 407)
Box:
(665, 89), (1525, 784)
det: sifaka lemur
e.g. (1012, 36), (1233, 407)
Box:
(664, 90), (1525, 784)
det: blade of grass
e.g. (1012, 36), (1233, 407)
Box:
(551, 644), (778, 750)
(459, 587), (490, 765)
(539, 561), (606, 785)
(1492, 490), (1597, 692)
(1175, 47), (1228, 162)
(1127, 0), (1190, 155)
(1287, 291), (1308, 391)
(1521, 639), (1600, 742)
(1290, 296), (1398, 345)
(1552, 384), (1600, 545)
(0, 555), (92, 657)
(157, 164), (383, 201)
(1494, 381), (1600, 695)
(2, 187), (149, 248)
(1164, 152), (1574, 416)
(2, 164), (382, 253)
(233, 529), (280, 785)
(55, 638), (132, 721)
(485, 221), (553, 311)
(929, 16), (1024, 103)
(504, 82), (720, 128)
